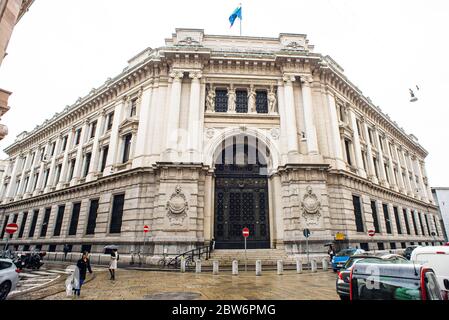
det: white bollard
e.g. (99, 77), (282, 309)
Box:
(311, 259), (317, 273)
(277, 260), (283, 275)
(196, 260), (202, 273)
(180, 257), (186, 273)
(296, 258), (303, 274)
(213, 260), (219, 275)
(322, 258), (329, 271)
(256, 260), (262, 276)
(232, 260), (239, 276)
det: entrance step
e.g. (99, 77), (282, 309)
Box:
(204, 249), (297, 266)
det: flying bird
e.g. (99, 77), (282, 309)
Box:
(409, 88), (418, 102)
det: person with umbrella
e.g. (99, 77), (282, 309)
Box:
(105, 245), (119, 280)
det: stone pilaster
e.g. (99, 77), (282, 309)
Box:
(348, 108), (366, 178)
(282, 75), (299, 157)
(164, 70), (184, 161)
(300, 76), (319, 155)
(45, 136), (62, 192)
(186, 71), (203, 163)
(374, 128), (388, 187)
(104, 98), (126, 176)
(56, 128), (74, 189)
(327, 92), (345, 170)
(70, 120), (89, 186)
(86, 110), (106, 182)
(362, 119), (377, 183)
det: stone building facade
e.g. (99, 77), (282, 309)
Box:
(0, 29), (444, 257)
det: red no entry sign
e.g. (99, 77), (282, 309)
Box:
(143, 225), (150, 233)
(368, 229), (375, 237)
(242, 227), (250, 238)
(5, 223), (18, 235)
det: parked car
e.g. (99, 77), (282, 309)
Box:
(403, 245), (420, 260)
(349, 262), (444, 300)
(336, 253), (410, 300)
(0, 258), (20, 301)
(411, 246), (449, 299)
(332, 248), (365, 272)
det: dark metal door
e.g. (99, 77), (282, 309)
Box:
(214, 176), (270, 249)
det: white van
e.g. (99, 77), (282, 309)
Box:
(411, 246), (449, 298)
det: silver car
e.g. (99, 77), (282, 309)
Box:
(0, 258), (19, 300)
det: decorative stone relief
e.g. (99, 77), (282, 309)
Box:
(228, 85), (236, 113)
(206, 85), (215, 112)
(248, 85), (256, 113)
(268, 86), (277, 113)
(166, 185), (189, 226)
(300, 186), (322, 225)
(206, 128), (215, 140)
(270, 128), (280, 140)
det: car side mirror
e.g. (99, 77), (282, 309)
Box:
(444, 279), (449, 290)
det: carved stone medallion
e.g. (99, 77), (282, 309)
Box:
(166, 185), (189, 225)
(300, 186), (321, 225)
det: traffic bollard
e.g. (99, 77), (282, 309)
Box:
(256, 260), (262, 276)
(180, 257), (186, 273)
(322, 258), (328, 271)
(311, 259), (317, 273)
(232, 260), (239, 276)
(213, 260), (219, 275)
(277, 260), (283, 275)
(296, 258), (303, 274)
(196, 260), (202, 273)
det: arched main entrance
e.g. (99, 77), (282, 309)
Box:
(214, 135), (271, 249)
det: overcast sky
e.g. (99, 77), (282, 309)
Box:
(0, 0), (448, 186)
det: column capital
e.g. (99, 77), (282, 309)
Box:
(282, 74), (296, 84)
(170, 70), (184, 81)
(300, 75), (313, 85)
(188, 71), (203, 80)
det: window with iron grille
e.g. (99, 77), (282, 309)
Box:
(353, 196), (365, 232)
(69, 203), (81, 236)
(28, 210), (39, 238)
(236, 90), (248, 113)
(215, 90), (228, 112)
(393, 207), (402, 234)
(18, 212), (28, 238)
(86, 199), (99, 235)
(40, 208), (51, 238)
(109, 194), (125, 234)
(383, 204), (392, 234)
(403, 209), (411, 235)
(371, 200), (380, 233)
(53, 205), (65, 237)
(256, 91), (268, 114)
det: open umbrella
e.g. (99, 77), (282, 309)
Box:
(324, 242), (334, 247)
(104, 245), (118, 250)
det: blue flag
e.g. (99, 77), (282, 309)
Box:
(229, 6), (242, 27)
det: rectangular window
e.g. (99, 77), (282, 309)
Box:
(83, 153), (92, 177)
(424, 214), (431, 236)
(122, 134), (132, 163)
(393, 207), (402, 234)
(215, 89), (228, 112)
(28, 210), (39, 238)
(432, 216), (439, 237)
(40, 207), (51, 238)
(50, 142), (56, 157)
(256, 91), (268, 114)
(30, 152), (36, 166)
(352, 195), (365, 232)
(74, 128), (82, 146)
(109, 194), (125, 234)
(43, 169), (50, 188)
(53, 205), (65, 237)
(356, 120), (363, 139)
(403, 209), (411, 235)
(33, 173), (39, 191)
(371, 201), (380, 233)
(384, 164), (390, 183)
(86, 199), (99, 235)
(100, 146), (109, 172)
(18, 212), (28, 238)
(130, 99), (137, 117)
(55, 164), (62, 184)
(418, 212), (425, 235)
(368, 129), (374, 145)
(23, 176), (29, 193)
(373, 158), (379, 178)
(61, 136), (68, 152)
(12, 214), (18, 223)
(107, 112), (114, 131)
(236, 90), (248, 113)
(383, 204), (392, 234)
(68, 159), (76, 181)
(390, 243), (397, 250)
(90, 121), (97, 139)
(412, 210), (419, 235)
(1, 215), (9, 239)
(344, 139), (352, 166)
(68, 203), (81, 236)
(361, 151), (367, 170)
(378, 243), (385, 250)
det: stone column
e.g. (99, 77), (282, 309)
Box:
(57, 128), (74, 189)
(300, 76), (319, 155)
(386, 140), (398, 191)
(277, 80), (288, 158)
(186, 71), (202, 162)
(394, 145), (406, 194)
(407, 153), (419, 198)
(414, 157), (428, 202)
(86, 111), (106, 182)
(282, 75), (299, 156)
(26, 149), (39, 194)
(164, 70), (183, 160)
(34, 141), (51, 195)
(362, 119), (377, 183)
(70, 120), (89, 185)
(104, 98), (126, 176)
(4, 156), (20, 200)
(132, 85), (153, 168)
(374, 128), (388, 187)
(327, 92), (345, 170)
(17, 152), (31, 196)
(348, 108), (366, 178)
(45, 136), (62, 192)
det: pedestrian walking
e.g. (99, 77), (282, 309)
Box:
(72, 251), (93, 298)
(328, 245), (336, 261)
(109, 249), (119, 280)
(63, 244), (70, 261)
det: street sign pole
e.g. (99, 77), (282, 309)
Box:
(244, 236), (247, 272)
(306, 236), (309, 270)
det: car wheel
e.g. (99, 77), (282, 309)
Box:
(0, 281), (12, 301)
